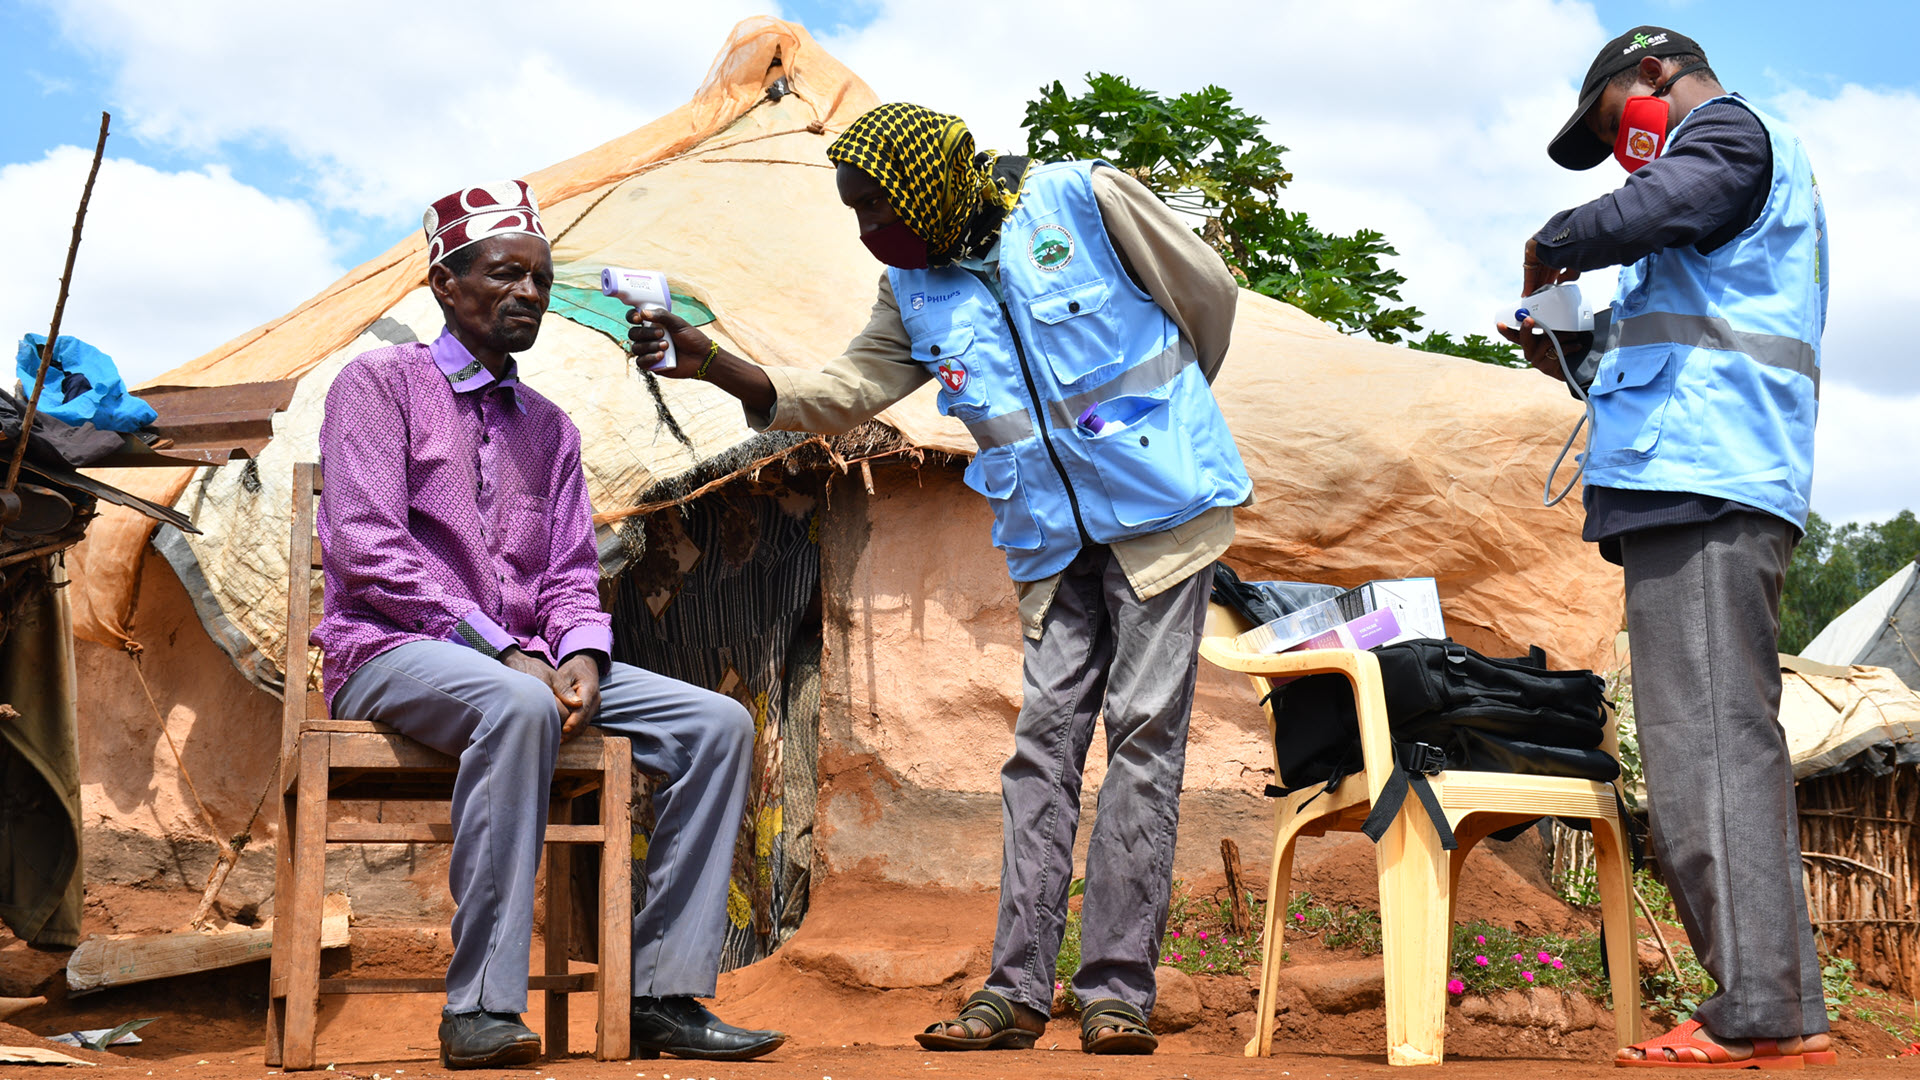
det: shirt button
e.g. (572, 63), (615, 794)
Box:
(482, 432), (490, 444)
(930, 345), (941, 357)
(1068, 300), (1082, 313)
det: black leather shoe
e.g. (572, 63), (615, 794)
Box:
(437, 1011), (542, 1069)
(630, 996), (786, 1061)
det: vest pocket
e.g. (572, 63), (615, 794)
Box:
(962, 448), (1044, 551)
(912, 323), (988, 417)
(1072, 394), (1206, 530)
(1586, 345), (1676, 469)
(1027, 280), (1122, 386)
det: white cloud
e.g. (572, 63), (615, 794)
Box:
(0, 148), (340, 387)
(31, 0), (773, 222)
(1771, 83), (1920, 397)
(815, 0), (1616, 341)
(1813, 382), (1920, 524)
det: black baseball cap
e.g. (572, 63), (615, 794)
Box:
(1548, 26), (1707, 170)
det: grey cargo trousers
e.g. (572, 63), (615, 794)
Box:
(332, 640), (755, 1015)
(1621, 513), (1828, 1038)
(984, 544), (1212, 1017)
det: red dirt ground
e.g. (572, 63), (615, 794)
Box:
(7, 833), (1919, 1078)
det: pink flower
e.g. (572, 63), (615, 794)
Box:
(1294, 913), (1306, 923)
(1474, 935), (1486, 945)
(1550, 958), (1565, 970)
(1521, 971), (1535, 983)
(1512, 954), (1525, 963)
(1198, 932), (1209, 940)
(1474, 955), (1489, 967)
(1446, 978), (1465, 995)
(1536, 951), (1552, 964)
(1200, 950), (1207, 956)
(1208, 963), (1216, 970)
(1055, 982), (1063, 990)
(1170, 930), (1180, 938)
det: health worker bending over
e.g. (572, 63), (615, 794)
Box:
(1498, 27), (1831, 1069)
(631, 103), (1252, 1055)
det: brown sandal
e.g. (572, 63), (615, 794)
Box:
(1080, 998), (1157, 1055)
(915, 990), (1039, 1052)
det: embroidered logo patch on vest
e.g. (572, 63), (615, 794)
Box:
(1030, 224), (1074, 271)
(1625, 128), (1659, 163)
(937, 358), (968, 393)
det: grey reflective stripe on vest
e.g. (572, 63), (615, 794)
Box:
(966, 408), (1037, 451)
(962, 339), (1199, 450)
(1048, 339), (1197, 428)
(1612, 311), (1820, 392)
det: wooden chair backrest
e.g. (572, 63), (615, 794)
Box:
(279, 462), (323, 782)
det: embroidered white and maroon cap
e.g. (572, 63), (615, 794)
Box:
(422, 179), (548, 265)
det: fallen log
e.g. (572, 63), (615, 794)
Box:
(66, 892), (349, 994)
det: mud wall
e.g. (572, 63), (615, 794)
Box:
(73, 546), (450, 931)
(815, 462), (1279, 891)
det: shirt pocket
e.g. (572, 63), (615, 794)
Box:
(1027, 280), (1123, 387)
(500, 491), (552, 576)
(1586, 346), (1677, 469)
(912, 322), (989, 419)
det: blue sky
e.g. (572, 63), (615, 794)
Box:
(4, 0), (1915, 522)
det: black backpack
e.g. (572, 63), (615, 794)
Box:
(1266, 638), (1617, 850)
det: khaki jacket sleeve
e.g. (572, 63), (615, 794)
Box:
(745, 274), (932, 434)
(1092, 166), (1239, 382)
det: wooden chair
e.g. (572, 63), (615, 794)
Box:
(265, 461), (632, 1068)
(1199, 603), (1641, 1066)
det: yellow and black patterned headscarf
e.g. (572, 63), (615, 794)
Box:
(827, 102), (1024, 265)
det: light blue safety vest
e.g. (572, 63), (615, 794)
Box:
(1584, 95), (1828, 527)
(891, 160), (1253, 582)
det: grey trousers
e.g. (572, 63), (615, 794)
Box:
(985, 545), (1211, 1017)
(332, 640), (754, 1014)
(1621, 513), (1828, 1037)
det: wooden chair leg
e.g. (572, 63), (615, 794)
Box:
(544, 798), (573, 1057)
(1246, 800), (1305, 1058)
(1379, 799), (1452, 1066)
(264, 778), (295, 1067)
(283, 736), (331, 1071)
(1445, 832), (1478, 936)
(1592, 811), (1643, 1048)
(596, 743), (632, 1061)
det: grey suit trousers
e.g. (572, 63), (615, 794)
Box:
(984, 545), (1212, 1017)
(332, 640), (754, 1015)
(1620, 513), (1827, 1037)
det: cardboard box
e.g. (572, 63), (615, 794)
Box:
(1287, 607), (1404, 652)
(1233, 577), (1446, 654)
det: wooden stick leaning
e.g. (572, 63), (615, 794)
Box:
(4, 112), (109, 498)
(1632, 882), (1687, 988)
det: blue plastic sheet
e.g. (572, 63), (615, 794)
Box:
(14, 334), (157, 433)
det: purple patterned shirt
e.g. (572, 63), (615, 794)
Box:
(314, 329), (612, 702)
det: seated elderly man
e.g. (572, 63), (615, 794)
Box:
(314, 179), (785, 1069)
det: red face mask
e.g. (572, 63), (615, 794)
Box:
(1613, 95), (1670, 173)
(1610, 61), (1708, 174)
(860, 222), (929, 269)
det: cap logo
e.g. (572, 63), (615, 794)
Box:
(1624, 128), (1660, 162)
(1623, 31), (1669, 55)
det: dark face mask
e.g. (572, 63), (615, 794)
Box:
(860, 222), (930, 269)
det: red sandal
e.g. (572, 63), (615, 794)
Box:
(1616, 1019), (1805, 1070)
